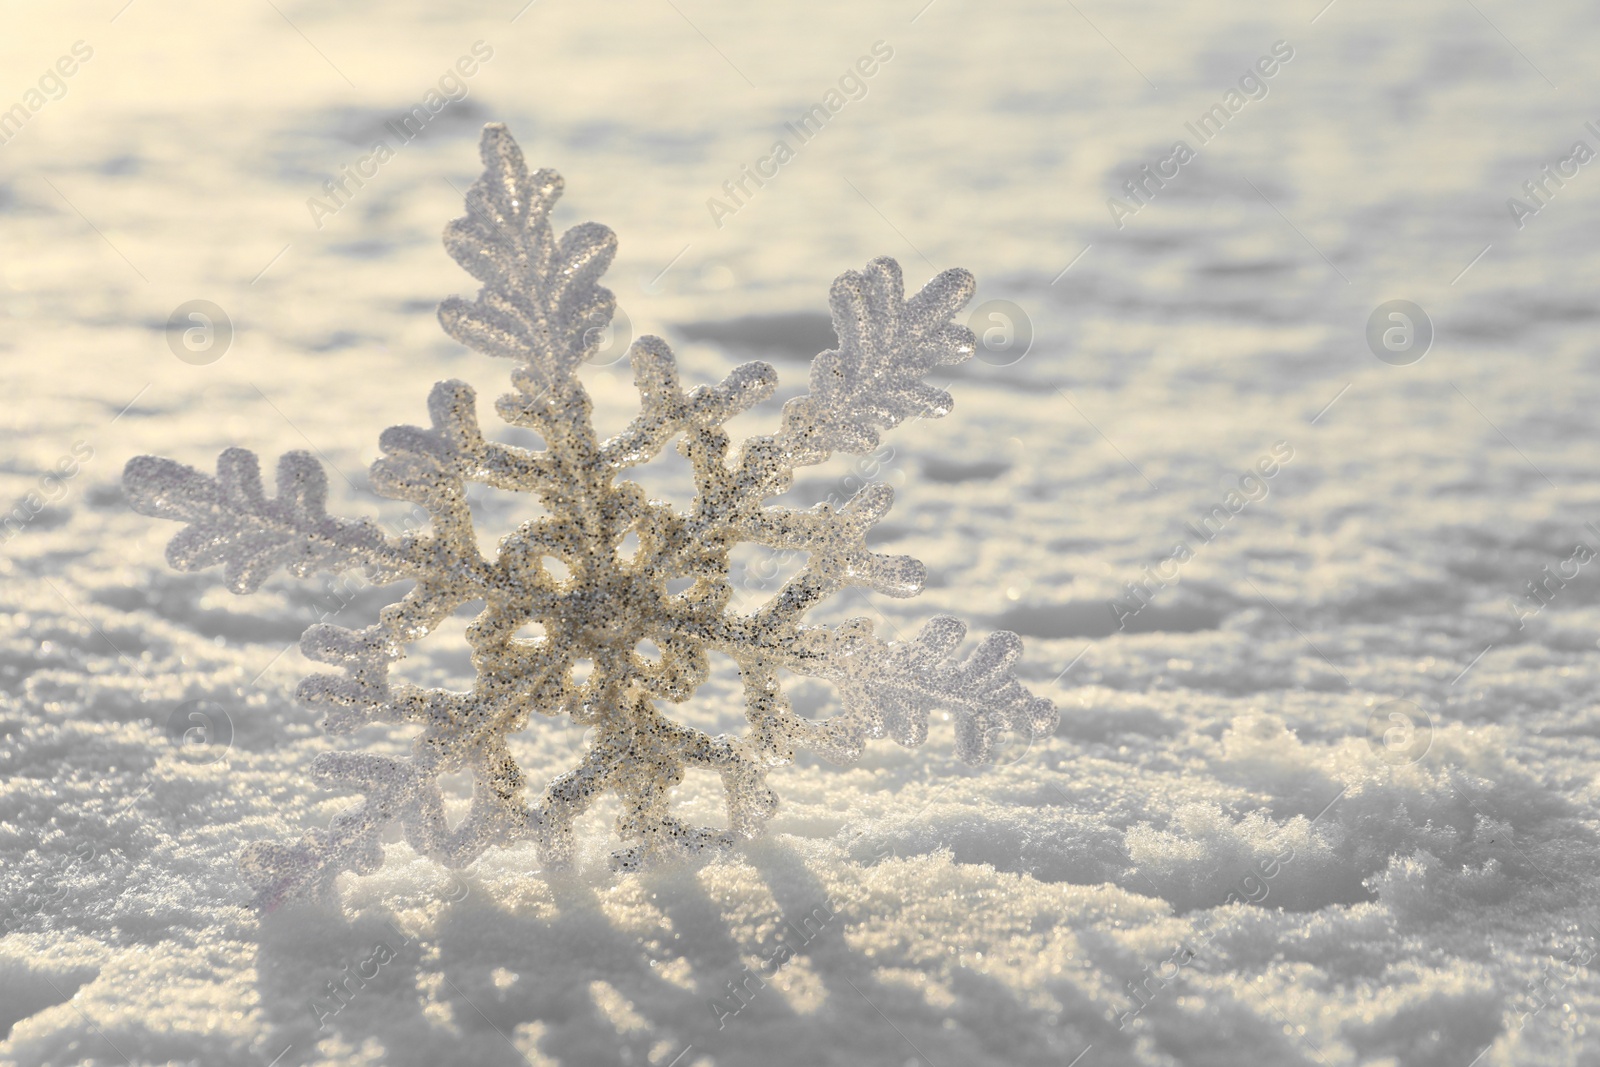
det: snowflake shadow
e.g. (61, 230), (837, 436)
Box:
(249, 840), (1104, 1067)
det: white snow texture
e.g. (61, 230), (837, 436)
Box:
(3, 0), (1600, 1065)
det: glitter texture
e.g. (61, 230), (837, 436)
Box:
(121, 124), (1056, 908)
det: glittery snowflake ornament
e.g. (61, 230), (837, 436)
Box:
(124, 124), (1057, 909)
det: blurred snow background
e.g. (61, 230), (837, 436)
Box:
(3, 0), (1600, 1064)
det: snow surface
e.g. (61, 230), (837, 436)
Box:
(3, 0), (1600, 1064)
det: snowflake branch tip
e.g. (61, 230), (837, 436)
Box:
(122, 448), (389, 595)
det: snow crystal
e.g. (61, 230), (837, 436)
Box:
(120, 124), (1056, 909)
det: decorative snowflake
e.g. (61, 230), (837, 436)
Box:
(123, 124), (1056, 909)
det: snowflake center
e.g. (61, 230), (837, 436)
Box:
(554, 563), (660, 653)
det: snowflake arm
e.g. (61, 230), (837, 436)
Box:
(122, 448), (402, 594)
(436, 125), (617, 384)
(779, 255), (975, 463)
(802, 616), (1059, 764)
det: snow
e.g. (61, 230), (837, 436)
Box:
(3, 0), (1600, 1064)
